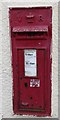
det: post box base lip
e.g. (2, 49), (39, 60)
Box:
(13, 109), (51, 117)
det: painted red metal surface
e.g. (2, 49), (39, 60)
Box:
(9, 7), (52, 116)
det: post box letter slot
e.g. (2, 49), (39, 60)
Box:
(12, 25), (48, 32)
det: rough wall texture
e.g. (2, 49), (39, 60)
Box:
(58, 1), (60, 119)
(0, 2), (2, 120)
(1, 0), (58, 118)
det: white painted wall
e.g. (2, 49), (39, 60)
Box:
(0, 2), (2, 120)
(1, 0), (58, 119)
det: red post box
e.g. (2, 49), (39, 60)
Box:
(9, 7), (52, 116)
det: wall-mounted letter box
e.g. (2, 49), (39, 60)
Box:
(9, 7), (52, 116)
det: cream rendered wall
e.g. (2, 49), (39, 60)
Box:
(1, 0), (58, 118)
(0, 2), (2, 120)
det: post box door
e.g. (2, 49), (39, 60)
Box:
(17, 48), (48, 111)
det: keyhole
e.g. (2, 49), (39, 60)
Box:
(30, 96), (33, 100)
(24, 82), (28, 88)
